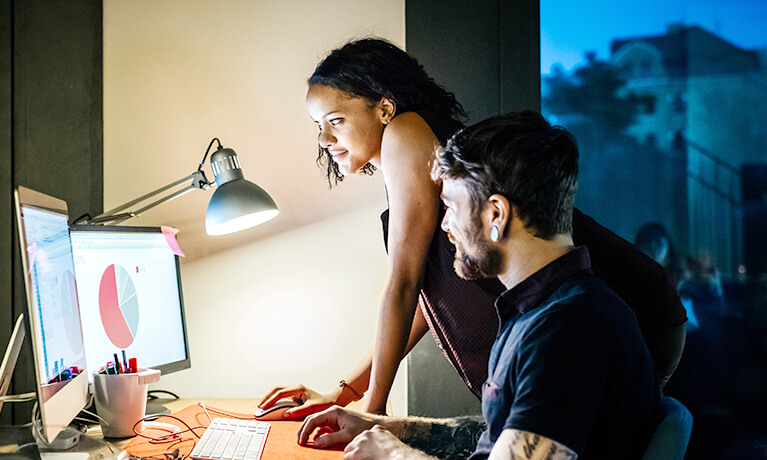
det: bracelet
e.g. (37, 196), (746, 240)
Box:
(339, 380), (363, 401)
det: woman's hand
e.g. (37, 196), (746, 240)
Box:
(259, 384), (345, 419)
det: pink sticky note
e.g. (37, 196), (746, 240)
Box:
(27, 242), (38, 274)
(161, 226), (185, 257)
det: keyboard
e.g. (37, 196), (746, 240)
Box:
(190, 418), (270, 460)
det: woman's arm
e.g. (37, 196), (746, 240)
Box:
(342, 304), (430, 410)
(366, 112), (442, 414)
(260, 302), (430, 418)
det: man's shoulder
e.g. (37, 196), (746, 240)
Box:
(549, 271), (631, 314)
(518, 272), (640, 340)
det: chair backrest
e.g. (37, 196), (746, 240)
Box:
(641, 396), (693, 460)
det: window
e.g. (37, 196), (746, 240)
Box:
(542, 2), (767, 458)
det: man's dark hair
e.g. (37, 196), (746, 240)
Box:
(433, 111), (578, 239)
(309, 37), (465, 186)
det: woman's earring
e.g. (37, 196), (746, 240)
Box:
(490, 225), (500, 242)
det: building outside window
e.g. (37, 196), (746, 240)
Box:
(542, 2), (767, 458)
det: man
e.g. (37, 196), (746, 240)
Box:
(297, 111), (659, 459)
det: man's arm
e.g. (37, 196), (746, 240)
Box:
(487, 429), (576, 460)
(390, 415), (486, 459)
(298, 406), (485, 459)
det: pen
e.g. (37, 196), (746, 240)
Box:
(113, 353), (122, 374)
(122, 350), (129, 372)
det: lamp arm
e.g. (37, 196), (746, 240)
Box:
(79, 171), (212, 225)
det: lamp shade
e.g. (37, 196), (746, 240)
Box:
(204, 146), (279, 236)
(205, 180), (279, 235)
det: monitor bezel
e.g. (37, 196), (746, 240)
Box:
(68, 224), (192, 378)
(13, 186), (89, 443)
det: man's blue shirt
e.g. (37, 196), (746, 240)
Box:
(470, 246), (658, 459)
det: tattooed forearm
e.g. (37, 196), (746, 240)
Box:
(490, 429), (577, 460)
(517, 430), (540, 457)
(389, 415), (486, 460)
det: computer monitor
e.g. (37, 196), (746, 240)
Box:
(68, 225), (191, 384)
(14, 186), (89, 444)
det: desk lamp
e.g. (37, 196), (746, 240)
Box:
(75, 138), (278, 234)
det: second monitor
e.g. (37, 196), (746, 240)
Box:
(69, 225), (191, 382)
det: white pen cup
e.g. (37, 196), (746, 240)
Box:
(93, 368), (161, 438)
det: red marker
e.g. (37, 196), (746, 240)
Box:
(128, 357), (138, 373)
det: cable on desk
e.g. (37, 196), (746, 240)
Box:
(195, 402), (256, 421)
(148, 390), (181, 400)
(130, 401), (258, 460)
(131, 413), (205, 460)
(127, 448), (182, 460)
(132, 414), (205, 444)
(74, 392), (108, 425)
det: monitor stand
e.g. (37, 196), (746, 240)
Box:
(44, 426), (83, 450)
(145, 400), (171, 417)
(36, 424), (114, 460)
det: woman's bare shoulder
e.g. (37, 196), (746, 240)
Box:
(381, 112), (440, 163)
(387, 112), (435, 137)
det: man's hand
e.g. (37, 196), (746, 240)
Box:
(297, 406), (381, 448)
(344, 425), (425, 460)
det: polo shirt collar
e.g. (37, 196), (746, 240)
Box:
(495, 246), (592, 320)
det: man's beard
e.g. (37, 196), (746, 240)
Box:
(453, 234), (503, 280)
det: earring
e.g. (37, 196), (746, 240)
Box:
(490, 225), (500, 242)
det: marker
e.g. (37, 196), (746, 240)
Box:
(113, 353), (122, 374)
(106, 362), (117, 374)
(122, 350), (129, 372)
(128, 357), (138, 374)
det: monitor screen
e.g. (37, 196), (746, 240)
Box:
(14, 186), (89, 443)
(69, 225), (191, 382)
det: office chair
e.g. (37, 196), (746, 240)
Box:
(641, 396), (693, 460)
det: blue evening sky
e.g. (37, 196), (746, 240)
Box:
(541, 0), (767, 75)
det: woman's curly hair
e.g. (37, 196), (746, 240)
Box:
(309, 37), (465, 187)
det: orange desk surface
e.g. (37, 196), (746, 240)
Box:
(124, 402), (344, 460)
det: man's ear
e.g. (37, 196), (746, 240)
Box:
(486, 194), (511, 241)
(379, 97), (396, 124)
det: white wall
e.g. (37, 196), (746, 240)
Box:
(103, 0), (407, 414)
(157, 204), (404, 412)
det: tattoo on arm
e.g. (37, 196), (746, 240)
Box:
(492, 429), (577, 460)
(396, 415), (487, 460)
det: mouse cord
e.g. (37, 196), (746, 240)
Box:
(196, 402), (255, 421)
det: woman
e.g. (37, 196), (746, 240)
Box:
(260, 38), (687, 418)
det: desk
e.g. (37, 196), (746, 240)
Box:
(95, 399), (347, 460)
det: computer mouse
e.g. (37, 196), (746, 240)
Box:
(254, 397), (302, 421)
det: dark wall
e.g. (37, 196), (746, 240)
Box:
(0, 0), (13, 425)
(0, 0), (102, 425)
(404, 0), (540, 417)
(406, 0), (540, 124)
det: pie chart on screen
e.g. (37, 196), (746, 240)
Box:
(99, 264), (139, 348)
